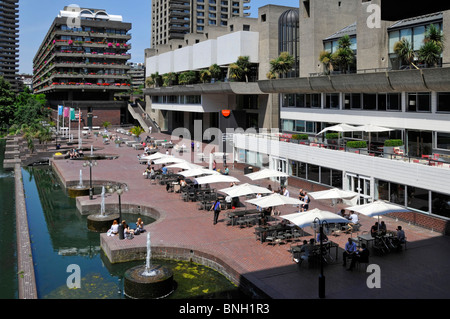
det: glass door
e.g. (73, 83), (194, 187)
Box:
(346, 173), (372, 204)
(407, 130), (432, 158)
(270, 157), (288, 187)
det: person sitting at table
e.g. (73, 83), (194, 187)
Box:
(379, 221), (387, 235)
(161, 164), (168, 175)
(344, 211), (359, 233)
(343, 238), (357, 267)
(347, 243), (369, 271)
(294, 239), (315, 265)
(370, 222), (379, 237)
(392, 226), (406, 250)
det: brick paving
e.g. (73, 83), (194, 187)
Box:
(52, 129), (450, 299)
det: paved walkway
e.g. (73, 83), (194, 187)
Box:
(52, 130), (450, 299)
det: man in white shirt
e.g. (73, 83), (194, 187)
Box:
(283, 187), (290, 197)
(349, 211), (359, 224)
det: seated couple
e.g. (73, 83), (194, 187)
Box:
(107, 218), (145, 238)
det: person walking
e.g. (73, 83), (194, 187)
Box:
(210, 199), (221, 225)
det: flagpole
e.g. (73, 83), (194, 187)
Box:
(78, 108), (81, 149)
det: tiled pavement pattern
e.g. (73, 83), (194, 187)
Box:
(52, 130), (450, 299)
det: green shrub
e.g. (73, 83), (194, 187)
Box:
(325, 133), (339, 139)
(346, 140), (367, 148)
(292, 134), (309, 140)
(384, 139), (404, 147)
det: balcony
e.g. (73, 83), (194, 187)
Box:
(234, 133), (450, 194)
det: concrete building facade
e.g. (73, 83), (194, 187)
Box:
(0, 0), (19, 91)
(32, 6), (132, 127)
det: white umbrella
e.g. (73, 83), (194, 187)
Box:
(140, 152), (167, 161)
(282, 208), (349, 229)
(219, 183), (272, 198)
(309, 188), (359, 206)
(246, 193), (304, 208)
(154, 156), (186, 165)
(245, 168), (289, 181)
(316, 123), (359, 148)
(309, 188), (359, 200)
(167, 162), (202, 170)
(354, 124), (394, 151)
(346, 200), (410, 218)
(317, 123), (359, 135)
(179, 168), (219, 177)
(195, 174), (240, 185)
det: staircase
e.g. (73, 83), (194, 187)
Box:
(127, 101), (160, 133)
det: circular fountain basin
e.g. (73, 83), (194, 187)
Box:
(87, 213), (120, 232)
(124, 265), (174, 299)
(67, 186), (90, 198)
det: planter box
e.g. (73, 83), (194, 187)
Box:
(383, 145), (404, 158)
(348, 147), (368, 155)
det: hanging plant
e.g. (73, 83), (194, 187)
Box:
(68, 40), (73, 45)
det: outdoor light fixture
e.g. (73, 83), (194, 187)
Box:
(312, 217), (328, 299)
(83, 159), (98, 199)
(104, 182), (128, 239)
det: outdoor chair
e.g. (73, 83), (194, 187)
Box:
(275, 231), (286, 245)
(265, 231), (277, 246)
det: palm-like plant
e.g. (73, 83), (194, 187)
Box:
(178, 71), (197, 85)
(331, 35), (355, 73)
(145, 73), (162, 88)
(394, 38), (416, 69)
(418, 24), (444, 67)
(228, 56), (251, 82)
(208, 64), (222, 81)
(162, 72), (177, 87)
(268, 52), (295, 78)
(199, 69), (211, 83)
(319, 50), (333, 74)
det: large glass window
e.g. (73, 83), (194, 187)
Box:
(436, 132), (450, 151)
(331, 169), (343, 188)
(362, 93), (377, 110)
(307, 164), (320, 183)
(278, 9), (299, 77)
(325, 93), (339, 109)
(407, 186), (429, 212)
(407, 92), (431, 112)
(437, 92), (450, 112)
(432, 192), (450, 218)
(321, 167), (331, 186)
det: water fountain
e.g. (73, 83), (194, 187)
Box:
(87, 186), (120, 232)
(67, 169), (90, 198)
(123, 232), (174, 299)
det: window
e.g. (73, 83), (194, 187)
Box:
(432, 191), (450, 218)
(325, 93), (339, 109)
(261, 14), (266, 22)
(436, 132), (450, 151)
(437, 92), (450, 112)
(407, 92), (431, 112)
(363, 93), (377, 110)
(321, 167), (331, 185)
(407, 186), (429, 212)
(307, 164), (320, 182)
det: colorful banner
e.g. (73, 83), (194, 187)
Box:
(70, 108), (75, 121)
(58, 105), (63, 115)
(63, 107), (69, 117)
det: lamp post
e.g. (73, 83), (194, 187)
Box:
(106, 183), (128, 239)
(83, 159), (97, 200)
(313, 217), (328, 299)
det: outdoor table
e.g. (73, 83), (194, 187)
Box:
(357, 233), (375, 248)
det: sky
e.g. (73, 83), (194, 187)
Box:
(18, 0), (299, 74)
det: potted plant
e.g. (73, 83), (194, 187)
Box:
(383, 139), (404, 158)
(130, 126), (145, 142)
(291, 134), (309, 144)
(325, 132), (339, 146)
(114, 139), (122, 148)
(347, 140), (368, 154)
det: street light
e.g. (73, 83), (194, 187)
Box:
(106, 182), (128, 239)
(312, 217), (328, 299)
(83, 159), (97, 200)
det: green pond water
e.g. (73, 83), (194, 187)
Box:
(18, 165), (244, 299)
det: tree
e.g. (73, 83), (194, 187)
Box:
(394, 38), (416, 69)
(270, 52), (295, 78)
(178, 71), (197, 85)
(208, 64), (222, 80)
(319, 50), (333, 74)
(162, 72), (177, 87)
(0, 77), (17, 128)
(199, 69), (211, 83)
(145, 73), (162, 88)
(228, 56), (252, 82)
(331, 35), (355, 73)
(418, 24), (444, 67)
